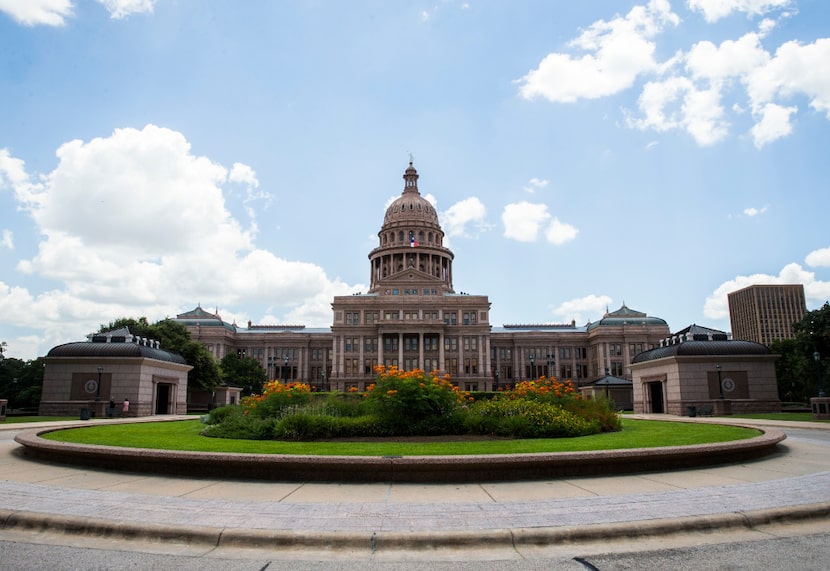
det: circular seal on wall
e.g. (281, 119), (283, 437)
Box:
(84, 379), (98, 394)
(722, 377), (736, 392)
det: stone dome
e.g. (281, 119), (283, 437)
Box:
(382, 162), (440, 228)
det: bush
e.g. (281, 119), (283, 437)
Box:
(362, 366), (471, 435)
(201, 406), (276, 440)
(243, 380), (312, 418)
(464, 399), (599, 438)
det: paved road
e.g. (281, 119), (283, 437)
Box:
(0, 416), (829, 567)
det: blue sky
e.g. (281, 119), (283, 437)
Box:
(1, 0), (829, 360)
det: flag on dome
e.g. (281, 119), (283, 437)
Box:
(410, 232), (418, 247)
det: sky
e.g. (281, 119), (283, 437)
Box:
(1, 0), (829, 360)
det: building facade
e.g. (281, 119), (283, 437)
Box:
(176, 163), (672, 393)
(728, 284), (807, 346)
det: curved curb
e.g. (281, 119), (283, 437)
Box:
(2, 502), (828, 553)
(14, 422), (786, 482)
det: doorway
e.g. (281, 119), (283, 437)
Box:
(648, 381), (665, 413)
(155, 383), (171, 414)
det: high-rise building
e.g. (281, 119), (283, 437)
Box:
(728, 284), (807, 346)
(176, 162), (671, 391)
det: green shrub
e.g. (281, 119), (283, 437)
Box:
(362, 366), (471, 435)
(465, 399), (599, 438)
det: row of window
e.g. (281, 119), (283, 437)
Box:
(345, 310), (480, 324)
(342, 335), (480, 352)
(341, 357), (479, 376)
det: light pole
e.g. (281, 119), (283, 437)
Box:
(546, 352), (555, 380)
(322, 371), (327, 392)
(284, 356), (289, 383)
(96, 365), (103, 402)
(529, 354), (535, 380)
(716, 364), (724, 399)
(494, 368), (500, 391)
(814, 351), (824, 398)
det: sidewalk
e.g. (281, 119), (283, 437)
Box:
(1, 416), (829, 557)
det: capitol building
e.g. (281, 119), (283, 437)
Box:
(175, 162), (671, 393)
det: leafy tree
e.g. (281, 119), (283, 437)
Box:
(772, 302), (830, 400)
(97, 318), (220, 392)
(0, 343), (45, 411)
(219, 352), (267, 396)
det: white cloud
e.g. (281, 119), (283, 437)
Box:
(551, 294), (614, 325)
(501, 201), (578, 245)
(517, 0), (679, 103)
(526, 2), (829, 147)
(742, 205), (768, 216)
(441, 197), (487, 238)
(97, 0), (155, 19)
(545, 218), (579, 245)
(704, 262), (830, 321)
(523, 178), (549, 194)
(1, 125), (361, 357)
(750, 102), (797, 146)
(0, 229), (12, 249)
(0, 0), (73, 26)
(806, 247), (830, 268)
(687, 0), (793, 23)
(502, 201), (550, 242)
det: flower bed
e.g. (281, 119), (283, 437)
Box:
(202, 367), (620, 441)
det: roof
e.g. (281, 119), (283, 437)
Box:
(589, 375), (633, 387)
(47, 342), (188, 364)
(586, 304), (668, 331)
(632, 340), (771, 364)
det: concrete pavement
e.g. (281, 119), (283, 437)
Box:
(1, 414), (829, 559)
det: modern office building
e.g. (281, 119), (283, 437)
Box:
(175, 162), (671, 393)
(728, 284), (807, 346)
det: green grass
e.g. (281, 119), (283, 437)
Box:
(40, 419), (761, 456)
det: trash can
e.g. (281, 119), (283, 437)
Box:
(80, 407), (91, 420)
(687, 406), (697, 417)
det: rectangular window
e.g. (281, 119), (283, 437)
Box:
(444, 336), (458, 351)
(404, 335), (419, 351)
(364, 358), (377, 374)
(444, 311), (457, 325)
(463, 336), (478, 351)
(365, 311), (379, 325)
(559, 347), (571, 359)
(364, 337), (378, 353)
(384, 336), (399, 351)
(445, 358), (458, 375)
(424, 335), (439, 351)
(464, 357), (478, 375)
(384, 310), (400, 320)
(463, 312), (477, 325)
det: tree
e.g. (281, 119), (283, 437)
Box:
(0, 343), (45, 411)
(219, 352), (267, 396)
(772, 302), (830, 400)
(97, 318), (220, 392)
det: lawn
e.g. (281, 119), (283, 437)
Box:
(731, 412), (829, 422)
(40, 418), (761, 456)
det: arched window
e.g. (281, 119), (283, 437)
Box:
(398, 231), (404, 242)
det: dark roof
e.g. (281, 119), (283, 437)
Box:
(632, 340), (771, 364)
(47, 342), (188, 364)
(586, 303), (668, 331)
(589, 375), (633, 387)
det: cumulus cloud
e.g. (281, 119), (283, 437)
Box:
(517, 0), (680, 102)
(806, 247), (830, 268)
(502, 201), (578, 245)
(502, 201), (551, 242)
(0, 0), (155, 26)
(704, 261), (830, 321)
(551, 294), (614, 325)
(98, 0), (156, 19)
(441, 197), (487, 238)
(523, 178), (549, 194)
(0, 125), (362, 356)
(1, 230), (12, 249)
(687, 0), (793, 23)
(742, 205), (768, 216)
(525, 1), (829, 147)
(0, 0), (73, 26)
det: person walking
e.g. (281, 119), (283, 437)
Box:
(121, 398), (130, 418)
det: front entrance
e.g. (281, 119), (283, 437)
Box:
(647, 381), (665, 413)
(155, 383), (171, 414)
